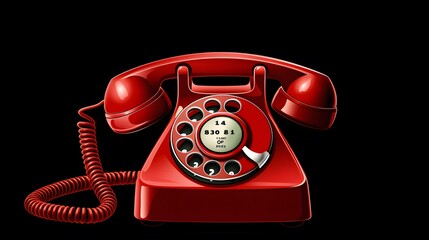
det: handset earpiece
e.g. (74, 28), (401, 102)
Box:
(271, 74), (337, 130)
(104, 75), (172, 133)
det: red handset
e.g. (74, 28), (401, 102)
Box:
(24, 52), (337, 224)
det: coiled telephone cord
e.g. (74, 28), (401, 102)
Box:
(24, 100), (138, 223)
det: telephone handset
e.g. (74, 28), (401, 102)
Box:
(24, 52), (337, 224)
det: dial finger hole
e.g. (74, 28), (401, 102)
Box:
(186, 153), (204, 168)
(225, 99), (241, 113)
(177, 138), (193, 153)
(224, 160), (241, 175)
(187, 108), (203, 122)
(177, 122), (193, 136)
(205, 99), (221, 113)
(204, 160), (221, 176)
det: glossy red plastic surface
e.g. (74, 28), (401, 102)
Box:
(104, 52), (336, 132)
(132, 62), (325, 223)
(272, 87), (336, 130)
(106, 89), (172, 133)
(106, 52), (336, 99)
(170, 95), (272, 183)
(23, 52), (337, 224)
(105, 76), (157, 114)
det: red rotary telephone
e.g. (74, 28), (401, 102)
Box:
(24, 52), (337, 224)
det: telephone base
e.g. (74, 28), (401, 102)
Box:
(134, 172), (311, 223)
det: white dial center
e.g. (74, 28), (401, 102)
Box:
(199, 116), (243, 153)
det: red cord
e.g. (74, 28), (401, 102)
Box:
(24, 100), (138, 223)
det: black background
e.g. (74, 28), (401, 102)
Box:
(7, 8), (405, 239)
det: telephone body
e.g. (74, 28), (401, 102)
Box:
(24, 52), (337, 224)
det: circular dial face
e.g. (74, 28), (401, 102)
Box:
(199, 116), (243, 153)
(170, 95), (272, 184)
